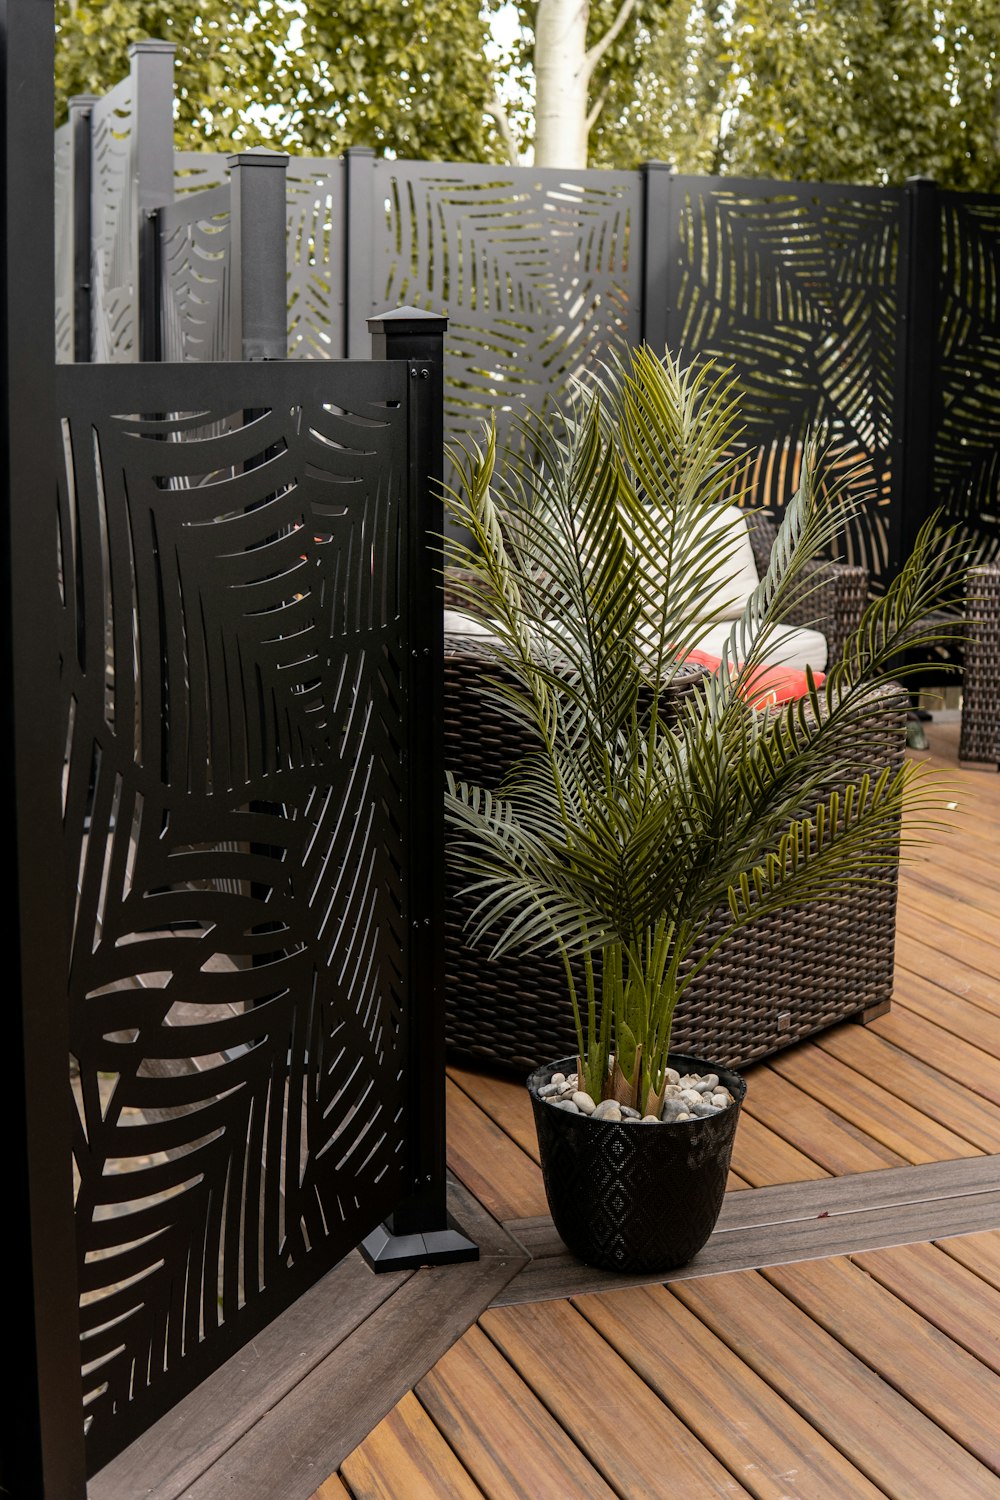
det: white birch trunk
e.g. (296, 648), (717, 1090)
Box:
(533, 0), (592, 168)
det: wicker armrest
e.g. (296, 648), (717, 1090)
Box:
(960, 562), (1000, 764)
(743, 510), (867, 664)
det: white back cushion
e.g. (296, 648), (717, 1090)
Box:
(694, 619), (829, 673)
(694, 504), (762, 622)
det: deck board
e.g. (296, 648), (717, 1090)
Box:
(850, 1240), (1000, 1374)
(480, 1300), (753, 1497)
(674, 1259), (1000, 1500)
(338, 1392), (485, 1500)
(575, 1284), (885, 1500)
(415, 1324), (619, 1498)
(332, 718), (1000, 1500)
(762, 1256), (1000, 1471)
(99, 712), (1000, 1500)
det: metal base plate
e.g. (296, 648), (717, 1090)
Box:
(360, 1216), (480, 1272)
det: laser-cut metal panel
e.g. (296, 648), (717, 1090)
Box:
(158, 184), (231, 362)
(89, 72), (138, 362)
(55, 119), (73, 362)
(287, 157), (346, 360)
(367, 160), (641, 462)
(935, 191), (1000, 559)
(57, 359), (413, 1474)
(664, 176), (903, 590)
(174, 149), (229, 197)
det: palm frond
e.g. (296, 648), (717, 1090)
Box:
(441, 348), (959, 1107)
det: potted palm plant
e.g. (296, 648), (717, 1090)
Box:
(443, 347), (961, 1274)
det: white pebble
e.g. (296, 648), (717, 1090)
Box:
(642, 1114), (661, 1124)
(592, 1099), (622, 1122)
(550, 1072), (566, 1086)
(572, 1090), (596, 1114)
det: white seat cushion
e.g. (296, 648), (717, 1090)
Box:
(694, 619), (829, 673)
(443, 608), (499, 638)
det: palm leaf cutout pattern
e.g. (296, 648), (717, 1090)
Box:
(668, 179), (900, 589)
(60, 362), (413, 1472)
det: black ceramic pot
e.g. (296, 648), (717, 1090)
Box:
(528, 1053), (746, 1274)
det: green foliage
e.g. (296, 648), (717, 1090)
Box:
(54, 1), (294, 151)
(275, 0), (507, 159)
(55, 0), (508, 160)
(444, 349), (964, 1112)
(617, 0), (1000, 189)
(56, 0), (999, 183)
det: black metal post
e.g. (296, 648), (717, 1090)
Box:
(361, 307), (478, 1271)
(227, 150), (290, 361)
(890, 175), (939, 582)
(68, 93), (95, 362)
(344, 145), (376, 358)
(130, 39), (175, 361)
(1, 1), (86, 1493)
(640, 160), (674, 354)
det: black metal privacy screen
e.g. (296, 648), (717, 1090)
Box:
(57, 358), (416, 1471)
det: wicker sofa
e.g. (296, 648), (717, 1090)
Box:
(442, 511), (908, 1074)
(960, 562), (1000, 766)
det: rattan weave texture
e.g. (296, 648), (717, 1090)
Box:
(442, 555), (907, 1073)
(961, 563), (1000, 765)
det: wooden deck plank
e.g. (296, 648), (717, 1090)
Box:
(415, 1324), (618, 1499)
(494, 1159), (1000, 1306)
(445, 1077), (548, 1221)
(814, 1024), (1000, 1149)
(892, 970), (1000, 1059)
(897, 871), (1000, 950)
(740, 1064), (908, 1173)
(674, 1267), (1000, 1500)
(938, 1229), (1000, 1291)
(767, 1046), (983, 1163)
(896, 909), (1000, 998)
(479, 1301), (753, 1497)
(448, 1066), (541, 1162)
(902, 856), (1000, 917)
(908, 837), (1000, 894)
(851, 1240), (1000, 1375)
(763, 1256), (1000, 1471)
(180, 1184), (526, 1500)
(309, 1475), (352, 1500)
(728, 1108), (831, 1187)
(89, 1251), (415, 1500)
(339, 1391), (485, 1500)
(868, 1005), (1000, 1107)
(575, 1284), (884, 1500)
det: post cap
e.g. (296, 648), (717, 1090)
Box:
(127, 40), (177, 57)
(368, 305), (448, 334)
(225, 150), (290, 169)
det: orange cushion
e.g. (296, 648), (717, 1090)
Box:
(683, 649), (823, 710)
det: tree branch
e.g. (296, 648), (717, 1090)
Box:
(585, 81), (611, 134)
(485, 97), (518, 165)
(584, 0), (637, 81)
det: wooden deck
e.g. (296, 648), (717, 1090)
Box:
(92, 720), (1000, 1499)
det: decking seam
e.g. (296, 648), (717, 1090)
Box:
(492, 1156), (1000, 1307)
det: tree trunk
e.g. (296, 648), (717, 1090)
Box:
(533, 0), (591, 167)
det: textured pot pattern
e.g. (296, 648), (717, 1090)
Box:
(528, 1053), (746, 1274)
